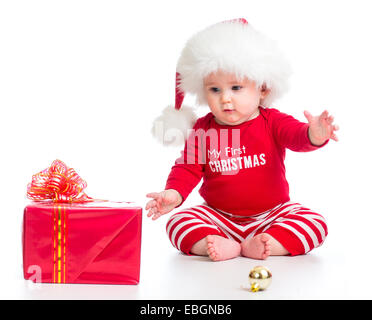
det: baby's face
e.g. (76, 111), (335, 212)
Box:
(203, 70), (269, 126)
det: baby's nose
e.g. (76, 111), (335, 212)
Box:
(221, 91), (232, 103)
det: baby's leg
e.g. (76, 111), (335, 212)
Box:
(191, 235), (241, 261)
(241, 203), (328, 258)
(166, 205), (242, 261)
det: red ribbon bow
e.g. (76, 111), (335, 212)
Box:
(27, 160), (92, 203)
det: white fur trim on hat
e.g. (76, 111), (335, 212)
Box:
(151, 105), (197, 147)
(177, 20), (292, 107)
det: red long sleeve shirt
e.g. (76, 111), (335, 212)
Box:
(165, 107), (328, 216)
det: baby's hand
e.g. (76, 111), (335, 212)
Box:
(304, 110), (339, 146)
(145, 189), (183, 220)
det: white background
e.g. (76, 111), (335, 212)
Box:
(1, 0), (372, 299)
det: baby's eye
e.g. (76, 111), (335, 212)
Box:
(209, 87), (220, 93)
(232, 85), (242, 91)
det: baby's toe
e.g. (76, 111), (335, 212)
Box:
(209, 251), (218, 261)
(206, 235), (215, 245)
(207, 246), (214, 255)
(262, 252), (269, 260)
(207, 246), (218, 261)
(260, 233), (270, 243)
(262, 246), (271, 259)
(207, 242), (214, 250)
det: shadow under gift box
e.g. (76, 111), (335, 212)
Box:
(22, 201), (142, 285)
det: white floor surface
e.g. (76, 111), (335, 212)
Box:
(5, 208), (372, 300)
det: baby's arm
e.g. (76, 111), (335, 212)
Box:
(146, 117), (206, 220)
(146, 189), (182, 220)
(270, 108), (338, 152)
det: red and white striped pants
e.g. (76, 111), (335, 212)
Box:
(166, 201), (328, 256)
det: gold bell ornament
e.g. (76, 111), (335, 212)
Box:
(248, 266), (272, 292)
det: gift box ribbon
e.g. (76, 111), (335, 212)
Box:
(53, 204), (67, 283)
(27, 159), (92, 203)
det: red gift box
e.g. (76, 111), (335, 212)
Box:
(23, 201), (142, 285)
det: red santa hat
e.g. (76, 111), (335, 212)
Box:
(152, 18), (292, 146)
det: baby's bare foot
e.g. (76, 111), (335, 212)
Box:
(240, 233), (271, 260)
(206, 235), (241, 261)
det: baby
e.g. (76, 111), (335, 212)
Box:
(146, 19), (338, 261)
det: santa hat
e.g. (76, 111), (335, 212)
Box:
(152, 18), (292, 146)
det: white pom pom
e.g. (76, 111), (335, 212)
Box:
(152, 105), (197, 146)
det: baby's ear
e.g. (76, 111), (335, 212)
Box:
(260, 83), (271, 98)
